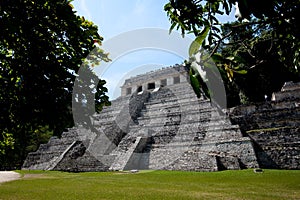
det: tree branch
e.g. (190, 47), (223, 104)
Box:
(249, 60), (265, 69)
(204, 30), (233, 62)
(241, 42), (256, 59)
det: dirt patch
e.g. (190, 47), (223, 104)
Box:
(0, 171), (21, 183)
(23, 174), (47, 179)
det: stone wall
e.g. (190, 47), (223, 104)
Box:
(229, 81), (300, 169)
(120, 65), (189, 96)
(22, 127), (97, 170)
(247, 127), (299, 169)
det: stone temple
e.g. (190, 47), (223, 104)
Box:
(22, 65), (300, 171)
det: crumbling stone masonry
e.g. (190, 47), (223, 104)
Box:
(25, 65), (300, 172)
(229, 81), (300, 169)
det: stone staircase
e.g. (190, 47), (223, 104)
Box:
(109, 83), (258, 171)
(229, 81), (300, 169)
(22, 92), (150, 171)
(22, 127), (96, 170)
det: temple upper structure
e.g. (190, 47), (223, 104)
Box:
(121, 65), (189, 96)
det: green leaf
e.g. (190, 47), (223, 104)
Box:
(189, 68), (201, 98)
(232, 56), (246, 64)
(169, 22), (177, 34)
(189, 26), (209, 57)
(211, 53), (223, 62)
(235, 70), (248, 74)
(225, 56), (235, 61)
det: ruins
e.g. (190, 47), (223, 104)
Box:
(22, 65), (300, 171)
(229, 81), (300, 169)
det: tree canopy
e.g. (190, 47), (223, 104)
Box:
(165, 0), (300, 106)
(0, 0), (110, 169)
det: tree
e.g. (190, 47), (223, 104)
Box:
(0, 0), (110, 169)
(219, 21), (299, 104)
(165, 0), (300, 105)
(0, 132), (14, 156)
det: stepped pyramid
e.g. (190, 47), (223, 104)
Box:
(23, 65), (258, 172)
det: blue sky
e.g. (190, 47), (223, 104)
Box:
(72, 0), (235, 99)
(73, 0), (173, 39)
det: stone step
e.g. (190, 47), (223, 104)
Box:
(252, 118), (300, 129)
(24, 151), (62, 163)
(138, 110), (220, 124)
(101, 103), (127, 112)
(231, 107), (300, 130)
(149, 137), (250, 149)
(140, 101), (213, 115)
(148, 89), (197, 101)
(137, 109), (228, 122)
(152, 127), (242, 142)
(129, 120), (240, 132)
(93, 115), (117, 123)
(40, 144), (72, 153)
(260, 143), (300, 149)
(134, 114), (233, 129)
(92, 120), (117, 127)
(247, 127), (300, 144)
(93, 110), (121, 119)
(251, 107), (300, 119)
(99, 107), (123, 115)
(100, 96), (132, 112)
(144, 97), (210, 108)
(126, 124), (242, 144)
(231, 104), (300, 118)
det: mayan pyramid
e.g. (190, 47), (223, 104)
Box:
(22, 65), (259, 172)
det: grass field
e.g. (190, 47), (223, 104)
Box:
(0, 169), (299, 200)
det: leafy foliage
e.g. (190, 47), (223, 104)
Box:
(0, 0), (110, 169)
(0, 131), (14, 155)
(165, 0), (300, 106)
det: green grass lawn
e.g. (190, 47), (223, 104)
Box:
(0, 169), (299, 200)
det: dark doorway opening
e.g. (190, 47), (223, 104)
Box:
(147, 82), (155, 90)
(137, 85), (142, 93)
